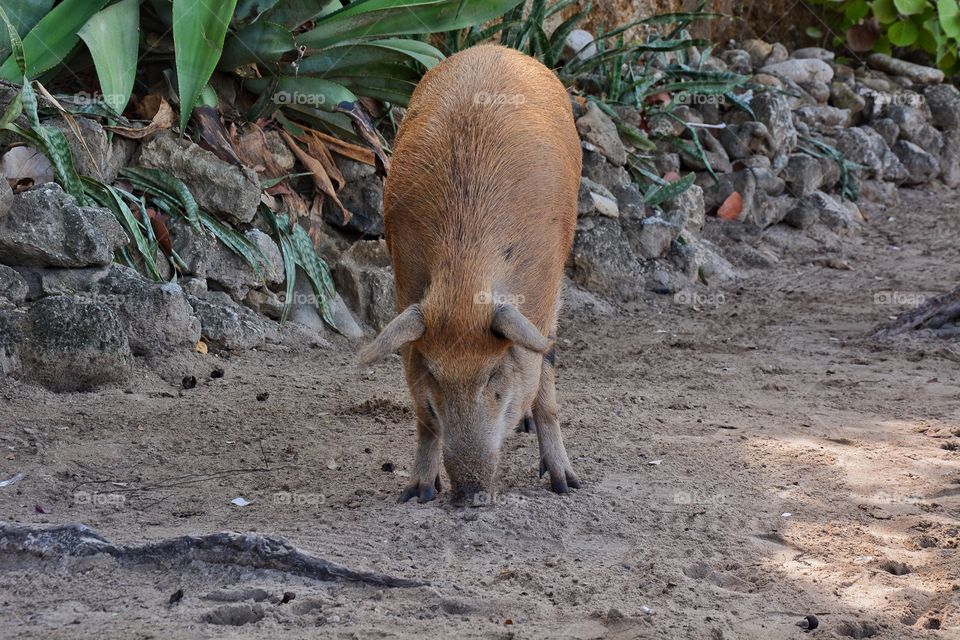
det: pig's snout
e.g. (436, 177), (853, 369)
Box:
(443, 438), (500, 507)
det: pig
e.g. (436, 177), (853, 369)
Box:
(358, 44), (582, 504)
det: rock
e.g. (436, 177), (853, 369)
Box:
(168, 220), (281, 301)
(886, 106), (942, 153)
(92, 265), (201, 356)
(47, 117), (134, 183)
(187, 291), (278, 350)
(327, 292), (365, 340)
(563, 29), (597, 63)
(571, 217), (644, 300)
(924, 84), (960, 130)
(21, 295), (133, 392)
(749, 192), (795, 229)
(796, 191), (861, 232)
(720, 49), (752, 74)
(243, 288), (283, 320)
(333, 240), (396, 331)
(652, 152), (681, 175)
(793, 105), (851, 128)
(0, 264), (28, 305)
(0, 308), (25, 375)
(0, 165), (12, 215)
(940, 129), (960, 187)
(742, 39), (773, 69)
(12, 265), (111, 301)
(0, 184), (126, 268)
(562, 278), (613, 316)
(576, 102), (627, 166)
(719, 122), (774, 159)
(581, 148), (631, 190)
(137, 134), (261, 225)
(866, 54), (944, 85)
(665, 184), (705, 233)
(829, 82), (866, 112)
(781, 154), (823, 197)
(629, 216), (677, 259)
(893, 139), (940, 184)
(578, 177), (620, 218)
(759, 59), (833, 85)
(764, 42), (789, 66)
(324, 158), (384, 236)
(679, 131), (732, 173)
(752, 93), (797, 158)
(792, 47), (835, 62)
(799, 80), (831, 104)
(858, 180), (900, 209)
(179, 277), (208, 298)
(835, 127), (894, 179)
(783, 199), (819, 230)
(871, 118), (899, 147)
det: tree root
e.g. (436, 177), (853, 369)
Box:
(0, 523), (427, 588)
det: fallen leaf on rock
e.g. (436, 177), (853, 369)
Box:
(717, 191), (743, 221)
(108, 95), (175, 139)
(280, 130), (352, 225)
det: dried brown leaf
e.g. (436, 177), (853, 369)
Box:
(108, 96), (175, 139)
(280, 130), (352, 225)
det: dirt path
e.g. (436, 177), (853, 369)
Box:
(1, 187), (958, 639)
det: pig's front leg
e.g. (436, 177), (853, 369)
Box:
(532, 349), (581, 494)
(399, 403), (443, 503)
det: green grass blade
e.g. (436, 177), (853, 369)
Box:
(120, 167), (203, 233)
(83, 178), (163, 281)
(289, 223), (337, 329)
(299, 0), (526, 50)
(644, 172), (695, 206)
(0, 0), (112, 82)
(198, 209), (268, 276)
(173, 0), (238, 131)
(77, 0), (140, 115)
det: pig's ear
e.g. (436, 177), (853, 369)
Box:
(357, 304), (425, 367)
(491, 304), (550, 354)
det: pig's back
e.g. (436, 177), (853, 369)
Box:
(384, 45), (582, 329)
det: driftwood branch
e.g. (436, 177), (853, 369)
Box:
(0, 523), (427, 588)
(874, 287), (960, 338)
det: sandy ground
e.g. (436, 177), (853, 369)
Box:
(0, 186), (958, 639)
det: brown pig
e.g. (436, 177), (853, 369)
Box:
(358, 44), (582, 504)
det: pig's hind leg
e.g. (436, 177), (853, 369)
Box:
(515, 411), (536, 433)
(399, 404), (444, 503)
(532, 345), (581, 494)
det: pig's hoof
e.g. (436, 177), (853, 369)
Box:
(539, 458), (581, 494)
(515, 412), (536, 434)
(399, 475), (442, 503)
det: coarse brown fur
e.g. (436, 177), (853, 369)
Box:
(359, 44), (582, 503)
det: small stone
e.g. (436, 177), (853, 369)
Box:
(752, 93), (797, 158)
(742, 39), (773, 68)
(182, 375), (197, 390)
(780, 154), (823, 197)
(576, 102), (627, 166)
(887, 106), (943, 153)
(578, 177), (620, 218)
(21, 295), (133, 392)
(324, 157), (384, 236)
(563, 29), (597, 63)
(867, 54), (944, 85)
(333, 240), (396, 331)
(257, 392), (269, 402)
(792, 47), (835, 62)
(0, 183), (127, 268)
(760, 59), (834, 85)
(0, 264), (28, 305)
(893, 139), (940, 184)
(137, 134), (261, 225)
(187, 291), (279, 350)
(633, 217), (677, 259)
(924, 84), (960, 129)
(940, 129), (960, 187)
(829, 82), (866, 112)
